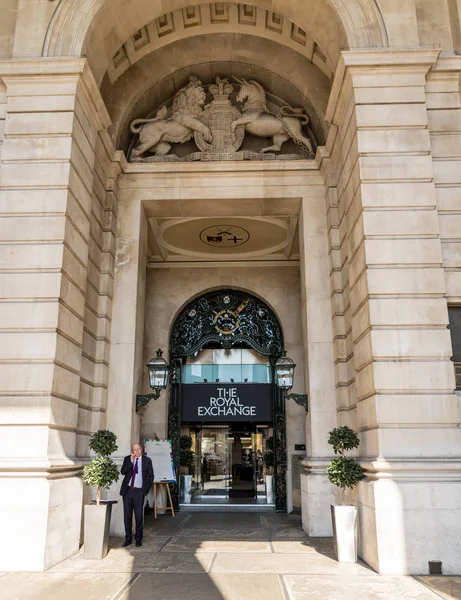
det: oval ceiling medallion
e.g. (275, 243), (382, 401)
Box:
(158, 217), (290, 258)
(199, 224), (250, 248)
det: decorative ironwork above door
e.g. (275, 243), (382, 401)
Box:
(170, 289), (284, 358)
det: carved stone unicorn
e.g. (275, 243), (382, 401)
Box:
(231, 79), (315, 157)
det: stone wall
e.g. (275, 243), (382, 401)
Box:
(324, 50), (461, 575)
(76, 134), (119, 458)
(0, 59), (112, 570)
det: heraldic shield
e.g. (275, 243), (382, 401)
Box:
(195, 77), (245, 154)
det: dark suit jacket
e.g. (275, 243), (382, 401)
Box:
(120, 454), (154, 497)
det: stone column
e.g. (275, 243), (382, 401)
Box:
(105, 197), (148, 535)
(0, 59), (110, 570)
(327, 49), (461, 575)
(299, 195), (337, 536)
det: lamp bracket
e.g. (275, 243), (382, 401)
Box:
(286, 392), (308, 412)
(136, 391), (161, 412)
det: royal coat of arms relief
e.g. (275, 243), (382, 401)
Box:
(129, 76), (316, 162)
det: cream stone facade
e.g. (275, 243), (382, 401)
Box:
(0, 0), (461, 578)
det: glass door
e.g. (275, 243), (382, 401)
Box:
(228, 427), (255, 499)
(255, 426), (274, 502)
(195, 426), (230, 499)
(187, 424), (274, 504)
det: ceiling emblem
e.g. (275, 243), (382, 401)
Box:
(200, 225), (250, 248)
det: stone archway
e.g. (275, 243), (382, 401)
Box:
(43, 0), (388, 84)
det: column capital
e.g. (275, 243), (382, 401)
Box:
(341, 48), (441, 70)
(0, 57), (110, 132)
(326, 49), (441, 123)
(0, 57), (87, 78)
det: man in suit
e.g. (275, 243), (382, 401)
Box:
(120, 443), (154, 547)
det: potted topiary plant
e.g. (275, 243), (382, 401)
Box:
(179, 434), (195, 503)
(327, 425), (363, 563)
(82, 429), (120, 559)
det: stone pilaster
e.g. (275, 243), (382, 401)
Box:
(299, 194), (337, 536)
(105, 196), (148, 535)
(426, 56), (461, 304)
(0, 59), (110, 571)
(326, 49), (461, 575)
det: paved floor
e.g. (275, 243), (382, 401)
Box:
(2, 512), (460, 600)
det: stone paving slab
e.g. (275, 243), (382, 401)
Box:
(174, 526), (270, 539)
(108, 535), (172, 551)
(283, 574), (441, 599)
(142, 513), (191, 535)
(49, 551), (214, 573)
(209, 573), (286, 600)
(262, 515), (305, 527)
(119, 573), (285, 600)
(211, 552), (375, 575)
(163, 538), (272, 553)
(268, 527), (309, 539)
(416, 576), (461, 599)
(1, 572), (132, 600)
(271, 539), (335, 554)
(181, 514), (265, 528)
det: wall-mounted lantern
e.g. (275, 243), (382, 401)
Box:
(274, 351), (308, 411)
(136, 349), (170, 412)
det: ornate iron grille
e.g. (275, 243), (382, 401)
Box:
(170, 289), (284, 358)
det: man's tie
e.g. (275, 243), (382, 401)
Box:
(130, 458), (138, 487)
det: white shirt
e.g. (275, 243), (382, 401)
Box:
(131, 455), (143, 489)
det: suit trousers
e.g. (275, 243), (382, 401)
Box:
(123, 487), (144, 542)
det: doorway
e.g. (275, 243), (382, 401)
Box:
(169, 289), (286, 511)
(184, 424), (274, 504)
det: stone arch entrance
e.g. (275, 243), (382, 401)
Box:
(168, 288), (288, 511)
(43, 0), (389, 80)
(2, 0), (461, 577)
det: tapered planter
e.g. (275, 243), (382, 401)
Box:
(330, 505), (357, 563)
(180, 474), (192, 503)
(84, 501), (116, 560)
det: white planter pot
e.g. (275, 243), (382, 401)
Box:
(180, 474), (193, 503)
(265, 474), (274, 504)
(84, 502), (115, 560)
(330, 504), (357, 563)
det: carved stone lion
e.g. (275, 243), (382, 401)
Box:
(130, 76), (212, 160)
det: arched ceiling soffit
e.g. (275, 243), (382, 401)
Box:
(106, 36), (331, 150)
(43, 1), (388, 87)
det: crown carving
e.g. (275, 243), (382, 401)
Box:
(209, 76), (233, 103)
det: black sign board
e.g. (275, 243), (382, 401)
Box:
(182, 383), (272, 422)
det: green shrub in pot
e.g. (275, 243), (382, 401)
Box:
(83, 429), (120, 504)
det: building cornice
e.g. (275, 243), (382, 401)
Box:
(0, 57), (111, 132)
